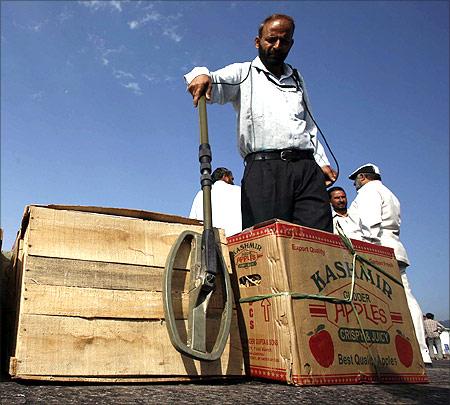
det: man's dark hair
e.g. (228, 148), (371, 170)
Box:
(426, 313), (434, 319)
(328, 186), (346, 198)
(212, 167), (232, 183)
(363, 172), (381, 181)
(258, 14), (295, 37)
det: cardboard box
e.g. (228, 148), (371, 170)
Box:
(6, 205), (244, 382)
(228, 220), (428, 385)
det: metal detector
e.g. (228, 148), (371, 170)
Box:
(162, 96), (233, 361)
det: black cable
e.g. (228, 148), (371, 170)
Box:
(302, 100), (340, 185)
(289, 66), (340, 184)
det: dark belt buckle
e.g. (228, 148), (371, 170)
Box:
(280, 150), (294, 161)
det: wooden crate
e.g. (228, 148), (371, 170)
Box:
(7, 205), (244, 382)
(0, 229), (8, 374)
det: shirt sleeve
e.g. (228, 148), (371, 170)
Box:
(189, 191), (203, 220)
(184, 67), (210, 85)
(184, 63), (246, 105)
(312, 138), (330, 167)
(355, 188), (383, 243)
(296, 70), (329, 164)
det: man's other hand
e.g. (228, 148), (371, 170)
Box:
(187, 74), (212, 107)
(322, 165), (338, 187)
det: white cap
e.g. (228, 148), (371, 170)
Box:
(348, 163), (381, 180)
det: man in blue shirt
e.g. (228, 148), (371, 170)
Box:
(185, 14), (336, 231)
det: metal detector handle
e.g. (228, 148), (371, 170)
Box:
(198, 96), (213, 231)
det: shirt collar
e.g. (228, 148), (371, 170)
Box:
(213, 180), (228, 187)
(252, 56), (293, 80)
(331, 208), (348, 218)
(357, 179), (381, 193)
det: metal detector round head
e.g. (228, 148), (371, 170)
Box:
(162, 229), (233, 361)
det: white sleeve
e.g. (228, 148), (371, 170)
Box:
(356, 189), (383, 243)
(184, 67), (210, 85)
(344, 212), (364, 241)
(184, 63), (248, 105)
(189, 191), (203, 220)
(312, 138), (330, 167)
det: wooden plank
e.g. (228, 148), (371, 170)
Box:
(44, 205), (203, 226)
(11, 244), (28, 368)
(25, 256), (190, 292)
(26, 206), (229, 268)
(11, 374), (243, 382)
(20, 284), (228, 320)
(12, 314), (244, 377)
(6, 238), (27, 363)
(10, 372), (243, 383)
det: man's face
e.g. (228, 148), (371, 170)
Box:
(255, 18), (294, 69)
(223, 174), (234, 185)
(330, 190), (347, 212)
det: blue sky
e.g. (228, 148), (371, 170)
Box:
(1, 1), (448, 320)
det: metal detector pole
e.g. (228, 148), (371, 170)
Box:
(198, 96), (213, 231)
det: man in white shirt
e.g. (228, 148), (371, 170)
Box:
(347, 163), (432, 365)
(184, 14), (336, 232)
(189, 167), (242, 237)
(328, 186), (354, 236)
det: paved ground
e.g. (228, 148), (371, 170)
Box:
(1, 361), (449, 404)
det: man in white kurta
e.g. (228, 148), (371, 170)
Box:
(189, 167), (242, 237)
(346, 163), (432, 365)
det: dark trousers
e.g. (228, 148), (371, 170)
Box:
(241, 158), (332, 232)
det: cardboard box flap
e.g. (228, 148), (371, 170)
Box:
(19, 204), (202, 239)
(230, 219), (396, 260)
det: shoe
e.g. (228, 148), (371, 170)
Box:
(424, 362), (433, 368)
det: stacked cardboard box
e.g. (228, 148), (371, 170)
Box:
(228, 220), (428, 385)
(6, 205), (244, 382)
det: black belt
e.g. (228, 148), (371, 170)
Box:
(245, 149), (314, 164)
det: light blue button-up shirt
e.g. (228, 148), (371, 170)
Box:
(184, 57), (330, 166)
